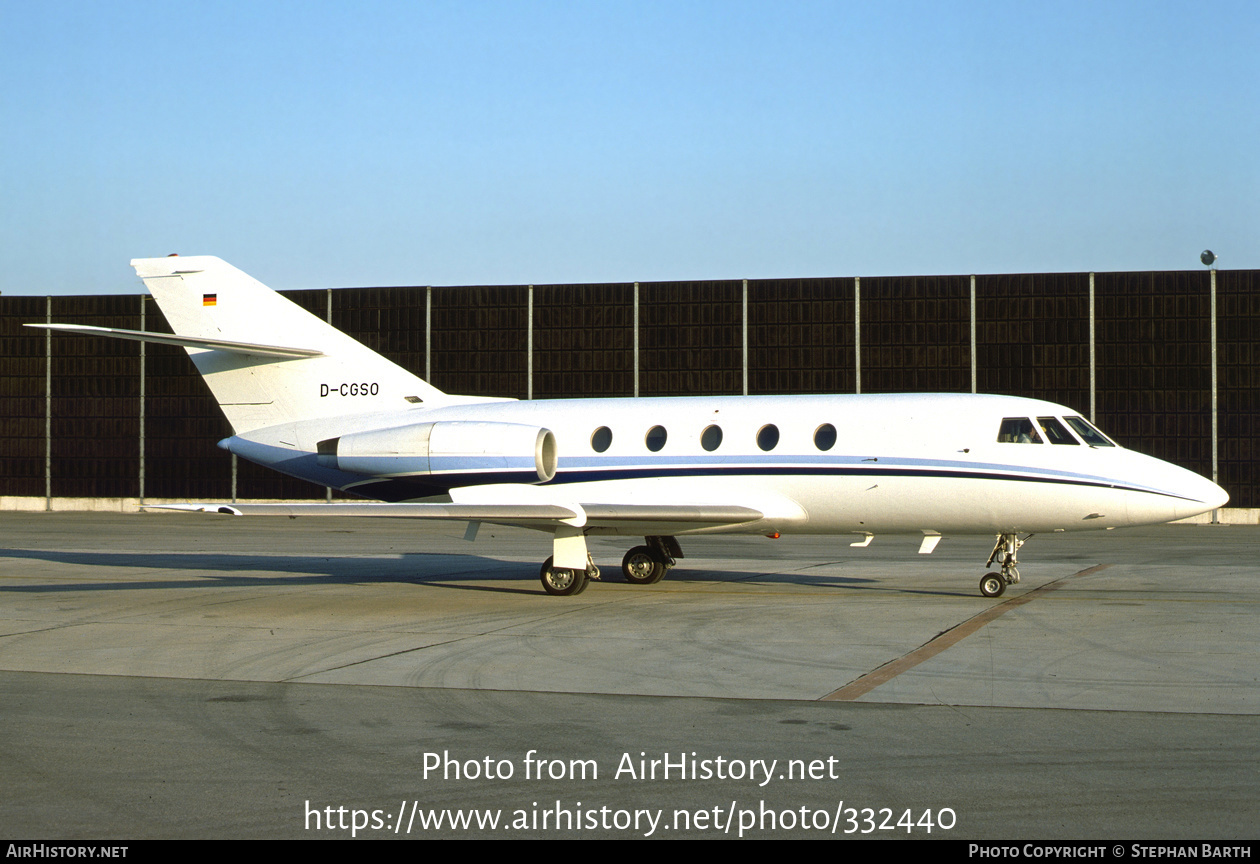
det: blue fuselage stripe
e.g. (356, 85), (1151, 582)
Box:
(542, 464), (1196, 501)
(334, 463), (1199, 503)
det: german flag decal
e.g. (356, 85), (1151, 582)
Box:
(203, 294), (217, 306)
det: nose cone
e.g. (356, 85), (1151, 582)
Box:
(1123, 451), (1228, 524)
(1161, 461), (1229, 521)
(1175, 472), (1229, 519)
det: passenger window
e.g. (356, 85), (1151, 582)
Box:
(701, 425), (723, 452)
(645, 425), (667, 452)
(997, 418), (1042, 444)
(756, 424), (779, 451)
(814, 423), (837, 451)
(591, 426), (612, 453)
(1037, 417), (1079, 445)
(1065, 416), (1115, 447)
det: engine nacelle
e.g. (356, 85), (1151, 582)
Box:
(317, 421), (558, 484)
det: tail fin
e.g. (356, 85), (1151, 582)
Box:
(132, 256), (451, 433)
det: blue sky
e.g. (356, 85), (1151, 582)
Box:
(2, 0), (1257, 294)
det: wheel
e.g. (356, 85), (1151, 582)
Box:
(980, 572), (1006, 598)
(540, 556), (589, 596)
(622, 546), (667, 584)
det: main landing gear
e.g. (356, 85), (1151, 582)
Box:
(621, 536), (680, 584)
(539, 554), (601, 596)
(979, 532), (1031, 598)
(538, 536), (681, 595)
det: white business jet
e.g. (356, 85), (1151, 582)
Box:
(30, 256), (1228, 598)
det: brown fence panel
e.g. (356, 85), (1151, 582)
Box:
(534, 283), (634, 399)
(975, 273), (1090, 412)
(1, 297), (55, 496)
(748, 277), (855, 395)
(863, 275), (970, 394)
(1095, 271), (1210, 475)
(639, 280), (741, 396)
(1217, 270), (1260, 507)
(430, 285), (527, 398)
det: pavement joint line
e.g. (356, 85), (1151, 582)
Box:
(282, 635), (474, 681)
(279, 597), (629, 681)
(818, 563), (1113, 702)
(0, 621), (92, 640)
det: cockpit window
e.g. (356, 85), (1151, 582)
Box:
(1037, 417), (1079, 445)
(1065, 416), (1115, 447)
(997, 417), (1042, 444)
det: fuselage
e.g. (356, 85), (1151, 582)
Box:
(224, 392), (1228, 537)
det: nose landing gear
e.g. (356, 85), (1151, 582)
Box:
(980, 532), (1030, 598)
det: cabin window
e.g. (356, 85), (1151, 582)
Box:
(1037, 417), (1079, 445)
(997, 417), (1042, 444)
(814, 423), (837, 451)
(701, 425), (723, 451)
(645, 425), (667, 452)
(591, 426), (612, 453)
(756, 424), (779, 451)
(1065, 416), (1115, 447)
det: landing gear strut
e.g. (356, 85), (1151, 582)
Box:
(979, 533), (1031, 598)
(621, 536), (681, 585)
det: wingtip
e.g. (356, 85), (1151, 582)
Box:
(142, 503), (243, 516)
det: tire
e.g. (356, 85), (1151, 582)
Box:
(540, 556), (589, 596)
(622, 546), (667, 585)
(980, 572), (1006, 598)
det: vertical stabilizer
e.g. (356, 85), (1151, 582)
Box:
(132, 256), (449, 433)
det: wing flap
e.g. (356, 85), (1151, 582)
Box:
(581, 503), (763, 528)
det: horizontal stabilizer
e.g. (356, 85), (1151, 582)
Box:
(25, 324), (322, 359)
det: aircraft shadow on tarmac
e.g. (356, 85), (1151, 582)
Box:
(0, 547), (924, 597)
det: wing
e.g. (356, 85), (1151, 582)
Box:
(146, 482), (798, 570)
(147, 501), (765, 533)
